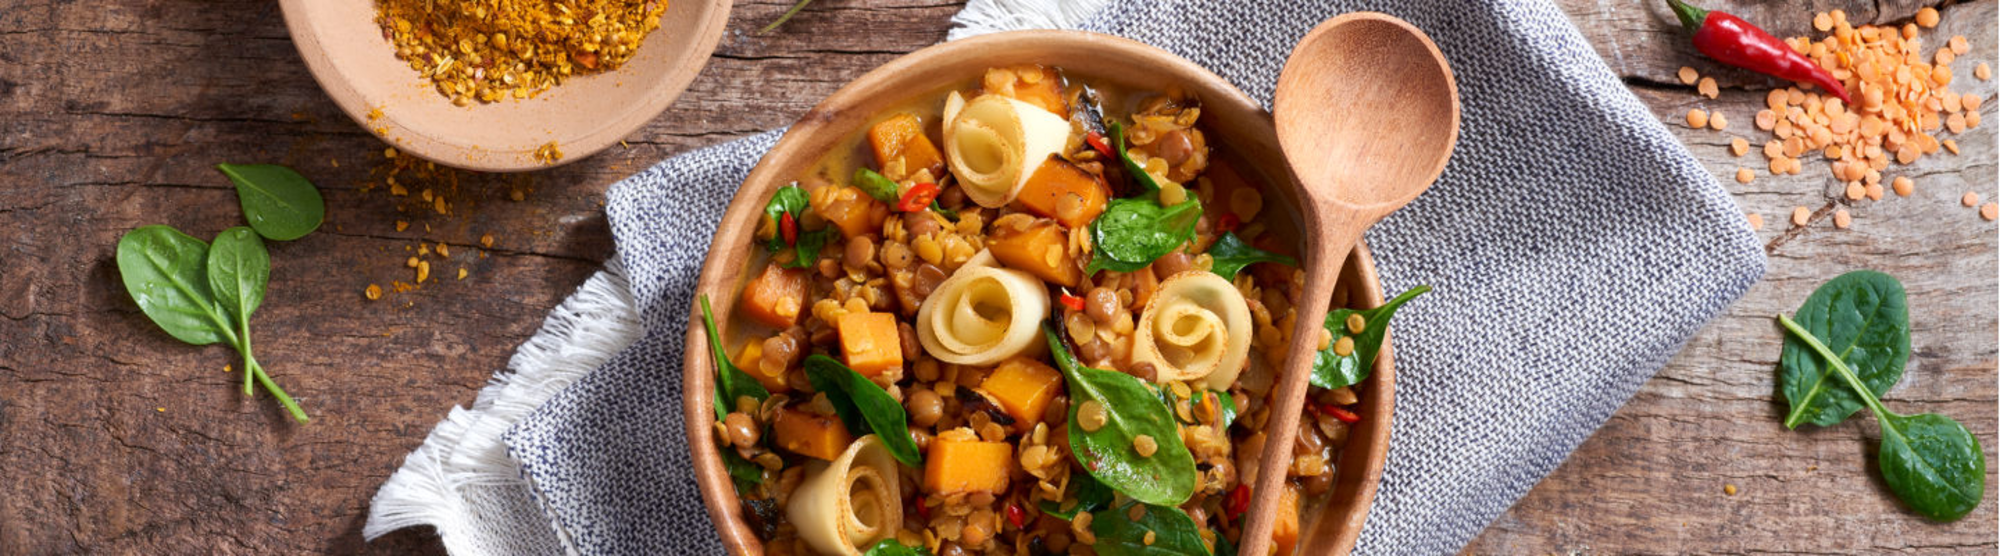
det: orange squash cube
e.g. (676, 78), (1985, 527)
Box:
(922, 433), (1014, 494)
(740, 263), (807, 329)
(1015, 157), (1108, 228)
(987, 217), (1082, 288)
(816, 185), (889, 239)
(1273, 484), (1302, 555)
(773, 407), (854, 461)
(867, 113), (944, 179)
(732, 339), (790, 393)
(836, 312), (904, 376)
(979, 357), (1062, 430)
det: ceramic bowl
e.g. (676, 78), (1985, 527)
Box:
(278, 0), (728, 172)
(682, 30), (1397, 556)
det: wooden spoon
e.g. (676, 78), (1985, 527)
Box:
(1236, 13), (1459, 556)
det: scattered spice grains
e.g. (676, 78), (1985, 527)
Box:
(366, 284), (384, 300)
(1724, 483), (1740, 496)
(357, 149), (531, 303)
(374, 0), (665, 105)
(535, 141), (565, 165)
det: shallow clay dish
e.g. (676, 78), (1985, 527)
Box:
(682, 30), (1398, 556)
(279, 0), (728, 172)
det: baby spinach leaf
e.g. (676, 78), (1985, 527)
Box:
(216, 163), (324, 241)
(761, 184), (836, 269)
(1045, 325), (1197, 507)
(1311, 285), (1430, 390)
(1038, 470), (1113, 520)
(116, 225), (234, 346)
(1779, 270), (1909, 429)
(1879, 412), (1987, 521)
(1089, 501), (1212, 556)
(1108, 121), (1162, 195)
(853, 168), (901, 205)
(721, 448), (765, 492)
(862, 539), (930, 556)
(1208, 389), (1238, 432)
(1206, 232), (1296, 280)
(803, 355), (922, 467)
(1211, 532), (1237, 556)
(1779, 314), (1985, 522)
(207, 227), (270, 396)
(1088, 197), (1202, 274)
(699, 295), (771, 422)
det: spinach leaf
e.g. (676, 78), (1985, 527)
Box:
(1206, 232), (1296, 280)
(1779, 314), (1985, 521)
(721, 448), (765, 492)
(803, 355), (922, 467)
(1779, 270), (1910, 429)
(853, 168), (901, 205)
(1107, 121), (1162, 195)
(1208, 390), (1238, 432)
(761, 184), (836, 269)
(929, 200), (959, 222)
(1088, 197), (1202, 274)
(1311, 286), (1430, 390)
(699, 295), (771, 422)
(216, 163), (324, 241)
(1038, 470), (1114, 520)
(116, 225), (235, 346)
(1089, 501), (1212, 556)
(1211, 532), (1236, 556)
(861, 539), (930, 556)
(207, 227), (270, 396)
(1045, 325), (1197, 506)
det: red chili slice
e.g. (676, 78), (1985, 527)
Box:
(1325, 405), (1361, 424)
(1217, 212), (1241, 233)
(1005, 503), (1026, 529)
(898, 182), (941, 212)
(779, 211), (798, 246)
(1059, 291), (1085, 312)
(1085, 131), (1114, 158)
(1225, 483), (1252, 519)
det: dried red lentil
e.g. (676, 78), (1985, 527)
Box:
(376, 0), (666, 105)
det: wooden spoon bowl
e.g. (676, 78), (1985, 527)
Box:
(681, 30), (1400, 555)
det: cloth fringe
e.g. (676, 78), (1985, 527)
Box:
(948, 0), (1110, 39)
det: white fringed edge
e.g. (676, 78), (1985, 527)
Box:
(948, 0), (1111, 40)
(364, 259), (643, 547)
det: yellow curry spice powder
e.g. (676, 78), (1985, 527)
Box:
(376, 0), (667, 105)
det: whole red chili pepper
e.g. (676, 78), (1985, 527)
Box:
(1665, 0), (1851, 104)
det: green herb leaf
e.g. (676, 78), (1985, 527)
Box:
(1089, 501), (1212, 556)
(116, 225), (234, 346)
(1778, 314), (1985, 522)
(929, 200), (959, 222)
(700, 295), (770, 422)
(216, 164), (325, 241)
(1108, 121), (1162, 194)
(1211, 533), (1236, 556)
(761, 184), (836, 269)
(1045, 325), (1197, 506)
(1311, 286), (1430, 390)
(854, 168), (901, 205)
(861, 539), (931, 556)
(1779, 270), (1909, 429)
(1206, 232), (1296, 280)
(759, 0), (814, 33)
(1038, 470), (1113, 520)
(1088, 197), (1202, 274)
(803, 355), (922, 467)
(721, 448), (766, 492)
(207, 227), (270, 397)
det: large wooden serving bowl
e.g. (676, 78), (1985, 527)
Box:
(683, 30), (1397, 556)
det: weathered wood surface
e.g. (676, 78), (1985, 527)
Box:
(0, 0), (1989, 554)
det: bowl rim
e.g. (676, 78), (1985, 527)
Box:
(680, 29), (1397, 556)
(276, 0), (731, 172)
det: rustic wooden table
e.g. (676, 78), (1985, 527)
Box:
(1, 0), (1992, 553)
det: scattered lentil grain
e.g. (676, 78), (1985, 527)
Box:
(1746, 212), (1764, 230)
(1724, 483), (1740, 496)
(1698, 77), (1719, 99)
(1678, 66), (1699, 85)
(1833, 208), (1852, 229)
(1709, 111), (1729, 130)
(1791, 206), (1811, 227)
(1845, 182), (1866, 201)
(1915, 7), (1939, 28)
(1730, 137), (1750, 156)
(1686, 108), (1709, 129)
(365, 284), (383, 300)
(1964, 192), (1981, 207)
(1892, 176), (1914, 197)
(1982, 203), (1999, 221)
(1735, 168), (1754, 184)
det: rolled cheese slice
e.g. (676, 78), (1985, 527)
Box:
(787, 435), (903, 556)
(942, 91), (1073, 208)
(1132, 271), (1254, 390)
(916, 258), (1050, 365)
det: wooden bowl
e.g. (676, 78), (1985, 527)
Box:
(278, 0), (729, 172)
(682, 30), (1396, 556)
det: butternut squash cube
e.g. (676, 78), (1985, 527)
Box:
(1015, 157), (1108, 228)
(1273, 484), (1302, 556)
(733, 339), (790, 393)
(836, 312), (904, 376)
(922, 433), (1014, 494)
(979, 357), (1062, 431)
(815, 185), (889, 239)
(867, 113), (944, 179)
(773, 407), (854, 461)
(987, 217), (1081, 288)
(996, 65), (1066, 115)
(740, 263), (808, 329)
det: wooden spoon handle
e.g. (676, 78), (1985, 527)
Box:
(1235, 224), (1362, 556)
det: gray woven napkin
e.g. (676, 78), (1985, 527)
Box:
(504, 0), (1767, 554)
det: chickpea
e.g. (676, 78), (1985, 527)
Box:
(907, 388), (945, 427)
(1156, 129), (1194, 167)
(845, 236), (877, 272)
(1128, 361), (1158, 383)
(1303, 468), (1335, 495)
(938, 543), (969, 556)
(1152, 251), (1192, 279)
(1084, 287), (1120, 324)
(913, 263), (949, 298)
(1294, 424), (1324, 455)
(723, 411), (759, 450)
(903, 211), (943, 238)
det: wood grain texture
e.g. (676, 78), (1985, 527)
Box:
(0, 0), (1989, 554)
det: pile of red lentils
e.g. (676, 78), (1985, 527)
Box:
(1679, 7), (1996, 230)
